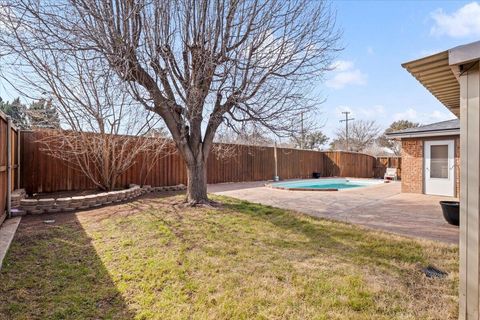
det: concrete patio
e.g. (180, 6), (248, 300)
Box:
(209, 180), (459, 244)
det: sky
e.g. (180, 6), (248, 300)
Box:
(1, 1), (479, 141)
(319, 0), (480, 138)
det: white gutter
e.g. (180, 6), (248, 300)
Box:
(386, 129), (459, 140)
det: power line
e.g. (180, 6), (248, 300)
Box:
(339, 111), (354, 151)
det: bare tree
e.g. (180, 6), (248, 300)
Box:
(287, 111), (328, 150)
(27, 98), (61, 129)
(378, 120), (420, 156)
(290, 130), (328, 151)
(215, 124), (274, 147)
(0, 40), (168, 190)
(330, 120), (380, 153)
(38, 130), (168, 191)
(1, 0), (340, 204)
(0, 97), (28, 128)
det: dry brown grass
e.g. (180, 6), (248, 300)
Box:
(0, 194), (458, 319)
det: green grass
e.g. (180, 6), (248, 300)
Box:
(0, 194), (458, 319)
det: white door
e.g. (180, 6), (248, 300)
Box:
(424, 140), (455, 196)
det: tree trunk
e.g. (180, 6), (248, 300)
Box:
(186, 159), (208, 204)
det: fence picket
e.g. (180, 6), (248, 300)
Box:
(0, 113), (19, 223)
(18, 131), (400, 194)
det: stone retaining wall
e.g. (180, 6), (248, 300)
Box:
(11, 189), (27, 208)
(16, 184), (186, 216)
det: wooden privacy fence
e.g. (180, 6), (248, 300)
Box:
(20, 130), (401, 194)
(0, 112), (20, 224)
(375, 156), (402, 179)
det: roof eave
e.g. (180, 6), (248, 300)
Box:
(402, 51), (460, 117)
(386, 129), (460, 140)
(402, 41), (480, 118)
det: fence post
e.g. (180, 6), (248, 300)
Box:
(273, 142), (279, 181)
(6, 117), (12, 218)
(17, 130), (20, 189)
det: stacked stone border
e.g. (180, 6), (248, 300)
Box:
(11, 189), (27, 208)
(16, 184), (186, 216)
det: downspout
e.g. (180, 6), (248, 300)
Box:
(6, 117), (12, 218)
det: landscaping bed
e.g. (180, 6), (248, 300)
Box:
(16, 185), (186, 215)
(31, 189), (103, 199)
(0, 194), (458, 319)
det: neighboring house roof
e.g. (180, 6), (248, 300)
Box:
(386, 119), (459, 139)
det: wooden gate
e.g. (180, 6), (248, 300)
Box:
(0, 112), (20, 225)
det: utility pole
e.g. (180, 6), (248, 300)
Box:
(339, 111), (354, 151)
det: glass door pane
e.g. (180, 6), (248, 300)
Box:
(430, 145), (448, 178)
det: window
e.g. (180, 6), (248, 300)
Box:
(430, 145), (448, 179)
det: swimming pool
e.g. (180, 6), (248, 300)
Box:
(269, 178), (384, 191)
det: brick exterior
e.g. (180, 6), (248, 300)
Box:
(401, 139), (424, 193)
(401, 135), (460, 197)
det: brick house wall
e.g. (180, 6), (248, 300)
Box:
(401, 135), (460, 197)
(401, 139), (423, 193)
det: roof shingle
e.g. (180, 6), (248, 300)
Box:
(386, 119), (459, 138)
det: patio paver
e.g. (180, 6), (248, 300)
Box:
(209, 180), (459, 244)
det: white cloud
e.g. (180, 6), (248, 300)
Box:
(334, 105), (385, 119)
(326, 60), (367, 89)
(430, 2), (480, 37)
(357, 105), (385, 118)
(372, 105), (385, 114)
(331, 60), (354, 72)
(392, 107), (456, 123)
(366, 46), (374, 55)
(430, 110), (455, 121)
(419, 49), (442, 57)
(392, 108), (417, 121)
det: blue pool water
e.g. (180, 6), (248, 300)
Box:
(271, 178), (382, 190)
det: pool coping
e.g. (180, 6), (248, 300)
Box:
(266, 177), (390, 192)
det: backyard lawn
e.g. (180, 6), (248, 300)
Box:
(0, 194), (458, 319)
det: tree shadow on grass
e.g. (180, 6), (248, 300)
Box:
(216, 196), (438, 272)
(0, 212), (135, 320)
